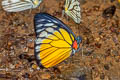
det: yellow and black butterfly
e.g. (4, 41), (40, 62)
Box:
(2, 0), (42, 12)
(34, 13), (82, 68)
(64, 0), (81, 23)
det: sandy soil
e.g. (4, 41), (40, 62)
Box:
(0, 0), (120, 80)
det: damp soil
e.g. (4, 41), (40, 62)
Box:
(0, 0), (120, 80)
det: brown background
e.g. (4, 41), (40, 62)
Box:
(0, 0), (120, 80)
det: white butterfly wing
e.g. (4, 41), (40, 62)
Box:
(65, 0), (81, 23)
(2, 0), (42, 12)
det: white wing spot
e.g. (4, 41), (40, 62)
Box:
(37, 19), (45, 22)
(36, 24), (43, 28)
(36, 28), (44, 33)
(37, 54), (40, 59)
(44, 23), (54, 26)
(46, 27), (54, 32)
(35, 38), (43, 44)
(35, 45), (40, 50)
(52, 20), (58, 23)
(48, 20), (51, 22)
(52, 25), (57, 28)
(39, 31), (48, 37)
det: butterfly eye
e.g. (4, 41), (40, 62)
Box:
(77, 36), (82, 44)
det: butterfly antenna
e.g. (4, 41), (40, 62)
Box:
(29, 0), (35, 14)
(80, 39), (84, 57)
(82, 46), (84, 57)
(62, 1), (65, 18)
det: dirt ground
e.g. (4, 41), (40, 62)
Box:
(0, 0), (120, 80)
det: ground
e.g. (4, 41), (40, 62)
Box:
(0, 0), (120, 80)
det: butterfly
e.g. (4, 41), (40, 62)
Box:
(34, 13), (82, 68)
(64, 0), (81, 23)
(2, 0), (42, 12)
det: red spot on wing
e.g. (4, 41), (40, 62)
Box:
(73, 40), (77, 50)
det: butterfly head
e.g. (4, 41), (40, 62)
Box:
(65, 7), (68, 12)
(76, 36), (82, 45)
(33, 0), (42, 5)
(72, 36), (82, 53)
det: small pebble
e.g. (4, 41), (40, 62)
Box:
(7, 42), (12, 46)
(95, 43), (101, 48)
(19, 54), (29, 59)
(104, 64), (109, 70)
(118, 35), (120, 42)
(92, 58), (100, 64)
(100, 73), (105, 79)
(9, 64), (15, 69)
(70, 78), (79, 80)
(27, 42), (34, 49)
(95, 37), (100, 42)
(78, 74), (86, 80)
(22, 73), (30, 78)
(41, 74), (51, 80)
(31, 63), (38, 69)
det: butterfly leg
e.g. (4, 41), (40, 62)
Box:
(66, 14), (69, 21)
(81, 47), (84, 57)
(62, 10), (65, 18)
(62, 10), (69, 21)
(29, 9), (32, 14)
(29, 5), (34, 14)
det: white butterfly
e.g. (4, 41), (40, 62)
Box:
(2, 0), (43, 12)
(64, 0), (81, 23)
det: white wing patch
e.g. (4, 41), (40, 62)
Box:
(36, 28), (45, 33)
(46, 27), (54, 32)
(35, 28), (56, 53)
(44, 23), (54, 27)
(65, 0), (81, 23)
(35, 38), (43, 44)
(36, 24), (43, 28)
(39, 31), (48, 37)
(52, 25), (57, 28)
